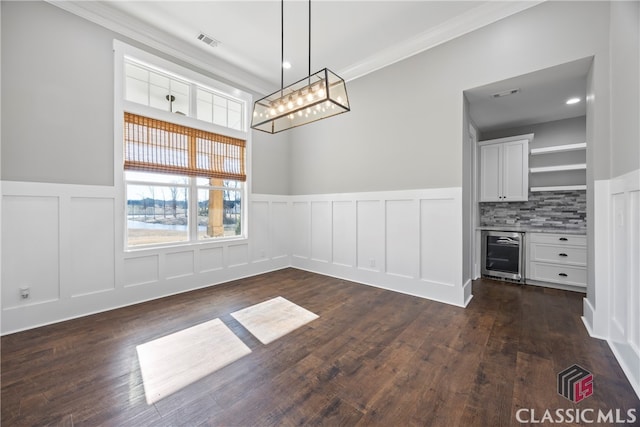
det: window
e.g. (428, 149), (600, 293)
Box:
(124, 113), (246, 247)
(117, 44), (250, 249)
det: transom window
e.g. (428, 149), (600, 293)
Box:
(124, 59), (245, 131)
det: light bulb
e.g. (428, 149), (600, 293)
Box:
(297, 96), (304, 106)
(307, 92), (314, 102)
(278, 104), (285, 113)
(287, 100), (294, 109)
(270, 108), (276, 116)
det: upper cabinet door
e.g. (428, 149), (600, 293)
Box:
(479, 134), (531, 202)
(479, 143), (502, 202)
(502, 140), (529, 201)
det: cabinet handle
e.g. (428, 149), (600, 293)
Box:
(558, 273), (568, 277)
(559, 237), (568, 241)
(559, 253), (568, 257)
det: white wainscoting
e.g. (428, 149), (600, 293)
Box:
(289, 188), (469, 307)
(585, 169), (640, 398)
(0, 183), (290, 334)
(1, 184), (469, 334)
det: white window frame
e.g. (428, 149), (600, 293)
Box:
(114, 40), (252, 251)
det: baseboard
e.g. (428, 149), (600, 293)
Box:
(608, 339), (640, 400)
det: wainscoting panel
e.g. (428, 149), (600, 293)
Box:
(200, 247), (224, 273)
(69, 197), (115, 297)
(311, 201), (331, 263)
(124, 255), (160, 287)
(2, 194), (61, 308)
(630, 190), (640, 359)
(290, 188), (466, 307)
(227, 243), (249, 267)
(165, 250), (195, 280)
(250, 200), (270, 263)
(611, 193), (628, 340)
(386, 199), (419, 279)
(292, 202), (310, 259)
(332, 201), (356, 268)
(420, 198), (458, 286)
(356, 200), (384, 272)
(270, 201), (290, 259)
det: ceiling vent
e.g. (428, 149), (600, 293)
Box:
(197, 32), (220, 48)
(492, 88), (520, 98)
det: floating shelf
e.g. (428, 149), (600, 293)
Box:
(530, 163), (587, 173)
(530, 185), (587, 192)
(530, 142), (586, 155)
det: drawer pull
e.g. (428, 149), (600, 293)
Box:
(559, 253), (568, 257)
(559, 273), (568, 277)
(559, 237), (568, 241)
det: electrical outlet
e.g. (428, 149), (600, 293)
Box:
(19, 286), (30, 299)
(369, 258), (376, 268)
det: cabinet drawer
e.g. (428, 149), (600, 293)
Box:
(528, 262), (587, 287)
(529, 243), (586, 266)
(528, 233), (586, 246)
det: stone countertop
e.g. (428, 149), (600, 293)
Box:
(477, 225), (587, 235)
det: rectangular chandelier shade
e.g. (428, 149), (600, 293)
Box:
(251, 68), (350, 134)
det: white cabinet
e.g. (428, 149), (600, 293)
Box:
(526, 232), (587, 289)
(479, 134), (531, 202)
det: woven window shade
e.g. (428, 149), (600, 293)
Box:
(124, 112), (246, 181)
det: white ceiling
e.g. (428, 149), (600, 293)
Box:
(54, 0), (542, 94)
(53, 0), (588, 131)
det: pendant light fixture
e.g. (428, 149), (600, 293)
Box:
(251, 0), (350, 133)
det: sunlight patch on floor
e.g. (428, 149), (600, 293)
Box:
(136, 318), (251, 404)
(231, 296), (319, 344)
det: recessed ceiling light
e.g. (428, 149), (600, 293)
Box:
(566, 97), (581, 105)
(282, 61), (291, 69)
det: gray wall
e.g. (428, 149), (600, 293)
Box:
(287, 1), (611, 195)
(609, 0), (640, 177)
(0, 1), (291, 194)
(251, 130), (291, 195)
(2, 1), (115, 185)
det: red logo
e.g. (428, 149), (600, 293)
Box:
(558, 364), (593, 403)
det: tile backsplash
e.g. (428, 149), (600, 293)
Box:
(480, 190), (586, 230)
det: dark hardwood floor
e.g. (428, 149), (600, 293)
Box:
(2, 268), (638, 426)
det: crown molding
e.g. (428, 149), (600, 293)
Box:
(338, 1), (546, 82)
(47, 0), (544, 91)
(46, 0), (273, 95)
